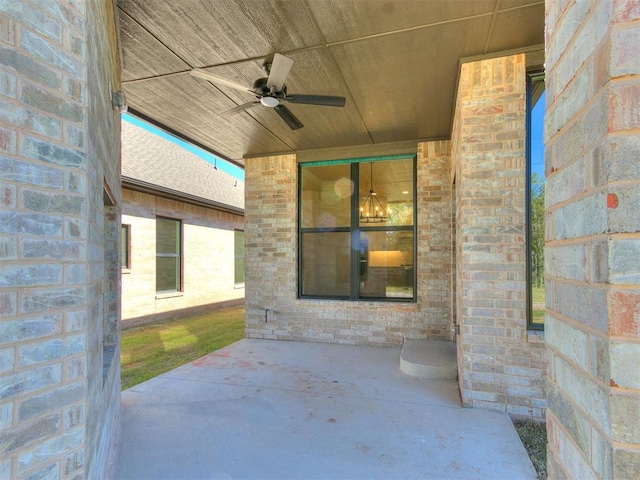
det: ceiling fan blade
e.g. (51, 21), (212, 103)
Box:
(189, 69), (253, 94)
(266, 53), (294, 91)
(274, 104), (303, 130)
(284, 94), (346, 107)
(219, 101), (260, 117)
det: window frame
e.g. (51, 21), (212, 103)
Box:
(297, 156), (417, 302)
(526, 69), (545, 331)
(155, 216), (183, 294)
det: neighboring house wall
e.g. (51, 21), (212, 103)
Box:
(245, 143), (453, 346)
(0, 2), (121, 479)
(121, 188), (244, 327)
(545, 0), (640, 477)
(451, 52), (546, 420)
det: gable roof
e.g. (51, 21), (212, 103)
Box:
(121, 119), (244, 215)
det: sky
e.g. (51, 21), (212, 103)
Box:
(530, 91), (545, 180)
(122, 113), (245, 181)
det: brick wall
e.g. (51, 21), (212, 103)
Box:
(121, 188), (245, 327)
(452, 53), (546, 419)
(245, 142), (453, 346)
(545, 0), (640, 477)
(0, 1), (122, 479)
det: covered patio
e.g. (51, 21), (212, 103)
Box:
(113, 339), (536, 479)
(3, 1), (638, 478)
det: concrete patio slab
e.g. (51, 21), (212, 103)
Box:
(113, 339), (536, 480)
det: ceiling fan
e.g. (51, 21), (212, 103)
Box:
(189, 53), (346, 130)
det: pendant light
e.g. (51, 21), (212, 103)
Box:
(360, 163), (387, 223)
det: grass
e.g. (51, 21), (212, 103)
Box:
(532, 309), (545, 322)
(532, 286), (545, 304)
(121, 305), (245, 390)
(532, 286), (545, 325)
(515, 420), (548, 479)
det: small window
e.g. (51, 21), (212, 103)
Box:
(299, 157), (416, 301)
(234, 230), (245, 287)
(156, 217), (181, 293)
(121, 224), (131, 269)
(527, 72), (545, 329)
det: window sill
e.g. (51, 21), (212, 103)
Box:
(234, 283), (245, 290)
(156, 291), (184, 300)
(527, 329), (545, 344)
(121, 268), (132, 275)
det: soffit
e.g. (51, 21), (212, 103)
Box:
(118, 0), (544, 167)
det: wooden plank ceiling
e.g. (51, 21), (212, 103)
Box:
(118, 0), (544, 166)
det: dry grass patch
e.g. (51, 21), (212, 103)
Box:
(515, 420), (547, 479)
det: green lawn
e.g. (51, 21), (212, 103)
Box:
(532, 287), (545, 304)
(532, 286), (545, 325)
(121, 305), (245, 390)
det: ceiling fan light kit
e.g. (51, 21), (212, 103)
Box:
(260, 96), (279, 107)
(189, 53), (346, 130)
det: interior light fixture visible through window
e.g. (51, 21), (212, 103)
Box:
(360, 163), (388, 223)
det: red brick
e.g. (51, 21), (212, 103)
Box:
(609, 290), (640, 337)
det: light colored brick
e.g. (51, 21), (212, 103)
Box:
(610, 342), (640, 389)
(0, 401), (13, 429)
(553, 355), (610, 434)
(0, 364), (62, 401)
(0, 263), (62, 287)
(545, 315), (589, 368)
(18, 335), (84, 367)
(0, 314), (63, 344)
(611, 394), (640, 444)
(0, 156), (64, 188)
(609, 239), (640, 284)
(17, 428), (83, 474)
(0, 347), (14, 374)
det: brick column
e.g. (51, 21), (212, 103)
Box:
(416, 141), (453, 336)
(545, 1), (640, 477)
(453, 53), (546, 419)
(244, 154), (298, 339)
(0, 2), (122, 479)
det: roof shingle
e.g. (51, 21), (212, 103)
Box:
(121, 119), (244, 213)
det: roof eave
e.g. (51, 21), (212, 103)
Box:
(122, 177), (244, 216)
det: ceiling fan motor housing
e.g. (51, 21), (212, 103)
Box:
(253, 77), (286, 97)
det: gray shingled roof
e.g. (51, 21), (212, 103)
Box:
(121, 119), (244, 214)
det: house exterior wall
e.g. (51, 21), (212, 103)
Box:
(452, 53), (547, 419)
(0, 1), (122, 479)
(121, 188), (245, 328)
(545, 0), (640, 477)
(245, 142), (453, 346)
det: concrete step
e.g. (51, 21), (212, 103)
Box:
(400, 338), (458, 381)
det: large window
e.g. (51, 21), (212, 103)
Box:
(527, 72), (545, 329)
(299, 157), (415, 301)
(156, 217), (181, 293)
(234, 230), (245, 287)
